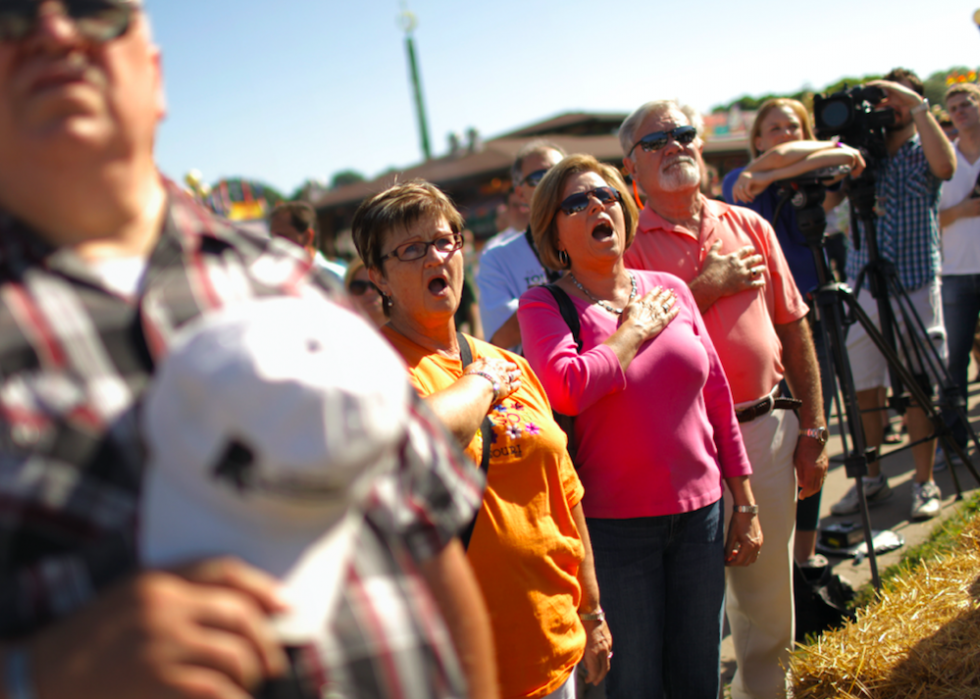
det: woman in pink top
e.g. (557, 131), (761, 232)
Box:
(517, 154), (761, 699)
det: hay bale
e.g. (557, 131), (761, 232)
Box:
(790, 518), (980, 698)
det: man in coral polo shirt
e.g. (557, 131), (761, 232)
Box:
(620, 99), (828, 699)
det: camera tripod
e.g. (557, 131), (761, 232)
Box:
(774, 173), (980, 591)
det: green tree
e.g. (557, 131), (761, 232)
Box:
(330, 169), (366, 190)
(925, 66), (973, 105)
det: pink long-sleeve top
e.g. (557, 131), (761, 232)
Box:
(518, 270), (752, 519)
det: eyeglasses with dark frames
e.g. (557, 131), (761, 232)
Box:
(380, 233), (464, 263)
(628, 125), (698, 157)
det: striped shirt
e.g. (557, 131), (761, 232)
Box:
(0, 181), (482, 698)
(845, 134), (943, 291)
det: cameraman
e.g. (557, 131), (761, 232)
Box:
(831, 68), (956, 522)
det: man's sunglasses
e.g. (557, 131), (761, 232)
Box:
(628, 125), (698, 157)
(558, 186), (622, 216)
(0, 0), (136, 44)
(520, 168), (549, 188)
(380, 233), (463, 263)
(348, 279), (379, 297)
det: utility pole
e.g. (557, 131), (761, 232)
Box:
(398, 6), (432, 161)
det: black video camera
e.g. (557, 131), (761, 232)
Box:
(813, 84), (894, 167)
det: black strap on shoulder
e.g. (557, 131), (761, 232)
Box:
(543, 284), (582, 352)
(540, 285), (581, 466)
(525, 227), (562, 284)
(457, 331), (492, 550)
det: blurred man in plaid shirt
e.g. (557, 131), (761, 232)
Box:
(0, 2), (496, 698)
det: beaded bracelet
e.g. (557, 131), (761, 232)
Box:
(464, 370), (501, 403)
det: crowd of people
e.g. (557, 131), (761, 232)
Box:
(0, 2), (975, 699)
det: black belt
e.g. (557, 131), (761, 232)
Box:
(736, 393), (802, 423)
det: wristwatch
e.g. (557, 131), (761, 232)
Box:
(734, 504), (759, 515)
(800, 426), (829, 446)
(910, 98), (930, 115)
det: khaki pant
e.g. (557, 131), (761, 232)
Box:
(724, 406), (799, 699)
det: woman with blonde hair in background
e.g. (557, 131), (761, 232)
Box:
(722, 97), (865, 569)
(343, 257), (387, 328)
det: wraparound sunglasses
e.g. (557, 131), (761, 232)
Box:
(558, 186), (622, 216)
(628, 125), (698, 157)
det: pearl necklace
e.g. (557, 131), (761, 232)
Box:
(568, 272), (637, 315)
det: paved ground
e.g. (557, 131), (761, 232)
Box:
(719, 375), (980, 687)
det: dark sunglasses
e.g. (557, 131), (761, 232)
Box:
(558, 186), (621, 216)
(628, 125), (698, 157)
(520, 168), (549, 188)
(0, 0), (136, 43)
(348, 279), (379, 297)
(380, 233), (463, 263)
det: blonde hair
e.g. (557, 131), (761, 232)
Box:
(945, 82), (980, 106)
(530, 154), (639, 271)
(343, 257), (366, 290)
(749, 98), (815, 158)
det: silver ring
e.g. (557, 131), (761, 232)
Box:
(661, 304), (670, 314)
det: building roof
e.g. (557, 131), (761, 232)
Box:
(313, 111), (749, 212)
(497, 111), (628, 138)
(312, 133), (628, 209)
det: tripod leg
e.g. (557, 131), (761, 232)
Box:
(883, 275), (980, 491)
(847, 288), (980, 490)
(813, 284), (882, 590)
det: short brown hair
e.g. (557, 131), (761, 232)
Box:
(529, 154), (639, 271)
(884, 68), (924, 96)
(271, 201), (315, 231)
(511, 140), (567, 184)
(945, 82), (980, 106)
(351, 180), (465, 273)
(749, 98), (815, 158)
(271, 201), (319, 246)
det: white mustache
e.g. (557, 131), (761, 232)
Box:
(662, 155), (696, 169)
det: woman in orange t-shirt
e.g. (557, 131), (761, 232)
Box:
(351, 180), (610, 699)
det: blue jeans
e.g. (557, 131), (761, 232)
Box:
(588, 500), (725, 699)
(941, 274), (980, 447)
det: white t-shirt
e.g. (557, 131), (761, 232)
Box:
(476, 227), (550, 347)
(940, 143), (980, 276)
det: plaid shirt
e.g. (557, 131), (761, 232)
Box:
(845, 134), (943, 291)
(0, 181), (482, 698)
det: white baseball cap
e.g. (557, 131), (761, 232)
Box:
(140, 295), (411, 643)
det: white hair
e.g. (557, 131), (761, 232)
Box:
(618, 100), (704, 158)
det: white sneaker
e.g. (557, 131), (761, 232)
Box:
(911, 481), (941, 521)
(830, 474), (892, 516)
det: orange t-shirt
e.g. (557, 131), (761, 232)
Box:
(381, 326), (586, 699)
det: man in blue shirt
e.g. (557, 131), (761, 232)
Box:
(833, 68), (956, 521)
(477, 141), (565, 351)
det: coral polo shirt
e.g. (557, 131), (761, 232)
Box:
(623, 196), (808, 404)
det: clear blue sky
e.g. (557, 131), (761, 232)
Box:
(148, 0), (980, 195)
